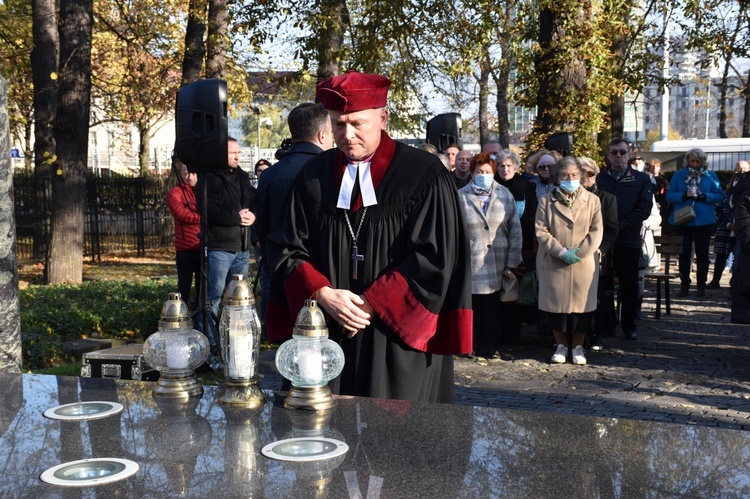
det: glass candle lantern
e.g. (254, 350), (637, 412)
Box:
(143, 293), (210, 399)
(217, 274), (265, 407)
(275, 300), (345, 411)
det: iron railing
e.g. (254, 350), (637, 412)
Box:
(14, 175), (175, 261)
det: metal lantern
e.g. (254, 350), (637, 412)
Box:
(217, 274), (265, 407)
(143, 293), (210, 399)
(275, 300), (345, 411)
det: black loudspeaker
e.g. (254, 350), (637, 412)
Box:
(545, 132), (573, 157)
(175, 79), (228, 173)
(426, 113), (462, 153)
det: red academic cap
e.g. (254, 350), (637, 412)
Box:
(317, 71), (392, 113)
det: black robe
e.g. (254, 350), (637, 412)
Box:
(266, 132), (472, 403)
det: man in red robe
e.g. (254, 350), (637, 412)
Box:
(266, 71), (472, 402)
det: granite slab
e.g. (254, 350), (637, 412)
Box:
(1, 373), (749, 498)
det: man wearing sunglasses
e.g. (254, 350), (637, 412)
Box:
(595, 139), (653, 341)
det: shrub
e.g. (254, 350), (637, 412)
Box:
(21, 277), (178, 370)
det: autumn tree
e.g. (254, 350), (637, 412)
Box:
(593, 0), (676, 150)
(47, 0), (93, 283)
(515, 0), (616, 156)
(206, 0), (227, 78)
(424, 1), (520, 147)
(92, 0), (184, 175)
(232, 0), (440, 135)
(682, 0), (750, 138)
(30, 0), (57, 262)
(0, 0), (35, 171)
(181, 0), (207, 86)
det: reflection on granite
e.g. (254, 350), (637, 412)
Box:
(1, 373), (749, 497)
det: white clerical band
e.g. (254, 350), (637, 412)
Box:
(337, 161), (378, 209)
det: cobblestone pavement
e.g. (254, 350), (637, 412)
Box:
(259, 273), (750, 431)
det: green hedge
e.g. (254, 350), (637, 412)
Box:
(21, 278), (177, 369)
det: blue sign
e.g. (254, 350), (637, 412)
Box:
(10, 148), (20, 158)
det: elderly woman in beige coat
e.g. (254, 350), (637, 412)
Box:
(459, 152), (523, 359)
(536, 156), (603, 365)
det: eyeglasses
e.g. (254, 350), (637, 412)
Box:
(537, 164), (552, 171)
(609, 150), (629, 156)
(585, 170), (596, 178)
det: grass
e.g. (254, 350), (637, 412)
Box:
(33, 363), (83, 377)
(20, 247), (267, 382)
(18, 247), (177, 287)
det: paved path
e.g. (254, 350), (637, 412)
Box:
(259, 273), (750, 431)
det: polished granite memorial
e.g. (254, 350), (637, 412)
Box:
(1, 372), (749, 498)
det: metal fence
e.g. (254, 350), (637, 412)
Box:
(14, 175), (175, 261)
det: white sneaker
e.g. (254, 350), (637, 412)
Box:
(551, 344), (568, 364)
(572, 345), (587, 365)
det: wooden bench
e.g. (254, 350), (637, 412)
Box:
(644, 235), (683, 319)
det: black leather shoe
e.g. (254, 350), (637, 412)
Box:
(678, 285), (689, 297)
(624, 330), (638, 340)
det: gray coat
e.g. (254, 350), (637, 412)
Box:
(535, 188), (603, 313)
(459, 182), (523, 295)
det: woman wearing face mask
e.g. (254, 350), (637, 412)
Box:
(708, 160), (750, 289)
(458, 152), (523, 359)
(535, 157), (603, 365)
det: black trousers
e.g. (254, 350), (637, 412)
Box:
(176, 250), (202, 310)
(595, 256), (617, 336)
(612, 246), (640, 333)
(675, 224), (715, 287)
(472, 291), (502, 357)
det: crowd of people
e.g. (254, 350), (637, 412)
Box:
(168, 70), (750, 402)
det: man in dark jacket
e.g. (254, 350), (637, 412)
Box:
(596, 139), (652, 340)
(255, 103), (332, 325)
(580, 157), (619, 351)
(196, 137), (256, 349)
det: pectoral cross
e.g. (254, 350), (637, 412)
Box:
(351, 244), (364, 280)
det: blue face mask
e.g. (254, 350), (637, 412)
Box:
(474, 174), (494, 189)
(559, 179), (580, 193)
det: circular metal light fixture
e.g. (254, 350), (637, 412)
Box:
(43, 401), (124, 421)
(40, 458), (139, 486)
(261, 437), (348, 462)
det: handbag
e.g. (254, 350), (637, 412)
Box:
(673, 202), (696, 226)
(500, 269), (519, 302)
(517, 270), (539, 306)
